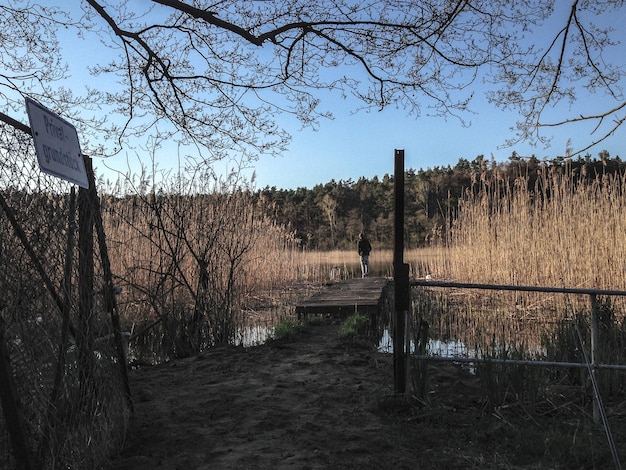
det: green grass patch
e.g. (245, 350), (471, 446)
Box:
(338, 313), (369, 339)
(271, 318), (305, 341)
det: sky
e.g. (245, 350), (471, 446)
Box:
(242, 93), (619, 190)
(92, 2), (626, 191)
(95, 82), (626, 190)
(243, 0), (626, 191)
(214, 85), (626, 190)
(21, 2), (626, 191)
(94, 80), (626, 192)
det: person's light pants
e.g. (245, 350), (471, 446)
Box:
(360, 255), (369, 278)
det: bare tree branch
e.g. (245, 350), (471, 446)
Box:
(1, 1), (624, 163)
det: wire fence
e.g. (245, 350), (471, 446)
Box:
(406, 280), (626, 469)
(0, 120), (131, 469)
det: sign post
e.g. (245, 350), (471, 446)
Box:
(25, 97), (88, 188)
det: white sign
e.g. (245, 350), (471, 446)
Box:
(25, 97), (89, 188)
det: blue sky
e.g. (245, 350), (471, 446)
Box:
(47, 3), (626, 190)
(98, 74), (626, 191)
(245, 0), (626, 191)
(239, 89), (626, 190)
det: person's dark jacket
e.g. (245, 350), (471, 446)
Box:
(358, 238), (371, 256)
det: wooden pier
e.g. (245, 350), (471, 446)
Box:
(295, 277), (389, 319)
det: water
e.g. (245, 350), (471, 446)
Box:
(377, 329), (469, 357)
(235, 324), (273, 347)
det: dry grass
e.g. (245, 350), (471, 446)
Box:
(256, 247), (438, 284)
(232, 161), (626, 293)
(271, 248), (395, 282)
(101, 162), (626, 355)
(441, 164), (626, 291)
(402, 163), (626, 445)
(395, 164), (626, 354)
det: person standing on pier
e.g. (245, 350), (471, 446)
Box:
(357, 233), (372, 278)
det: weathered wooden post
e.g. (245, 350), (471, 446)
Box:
(84, 157), (133, 411)
(393, 149), (410, 394)
(0, 321), (37, 470)
(77, 169), (96, 400)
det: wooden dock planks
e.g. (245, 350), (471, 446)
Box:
(295, 277), (389, 318)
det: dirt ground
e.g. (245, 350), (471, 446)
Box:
(107, 320), (625, 470)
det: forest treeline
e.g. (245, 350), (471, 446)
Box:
(254, 152), (625, 250)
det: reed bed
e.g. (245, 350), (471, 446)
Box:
(402, 164), (626, 361)
(281, 248), (395, 281)
(404, 162), (626, 444)
(102, 181), (403, 361)
(101, 161), (626, 363)
(444, 164), (626, 291)
(102, 189), (308, 359)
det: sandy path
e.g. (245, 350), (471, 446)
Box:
(108, 322), (424, 470)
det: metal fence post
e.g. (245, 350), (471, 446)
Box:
(590, 293), (600, 423)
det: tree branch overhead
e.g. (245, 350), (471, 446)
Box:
(0, 0), (624, 162)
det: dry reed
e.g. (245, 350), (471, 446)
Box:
(442, 163), (626, 291)
(100, 160), (626, 359)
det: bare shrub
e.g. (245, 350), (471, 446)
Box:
(101, 167), (302, 360)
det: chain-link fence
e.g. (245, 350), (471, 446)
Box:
(0, 120), (131, 469)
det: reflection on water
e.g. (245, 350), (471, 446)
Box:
(394, 287), (626, 376)
(408, 288), (557, 360)
(378, 329), (468, 357)
(235, 324), (272, 347)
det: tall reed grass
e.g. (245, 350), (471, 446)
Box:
(442, 162), (626, 291)
(406, 161), (626, 423)
(101, 160), (626, 360)
(102, 188), (307, 357)
(103, 177), (398, 359)
(272, 248), (395, 282)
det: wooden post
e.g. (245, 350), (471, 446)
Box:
(77, 174), (96, 399)
(0, 321), (37, 470)
(590, 293), (600, 423)
(393, 149), (409, 394)
(84, 157), (133, 411)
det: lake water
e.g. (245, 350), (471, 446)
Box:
(377, 328), (468, 357)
